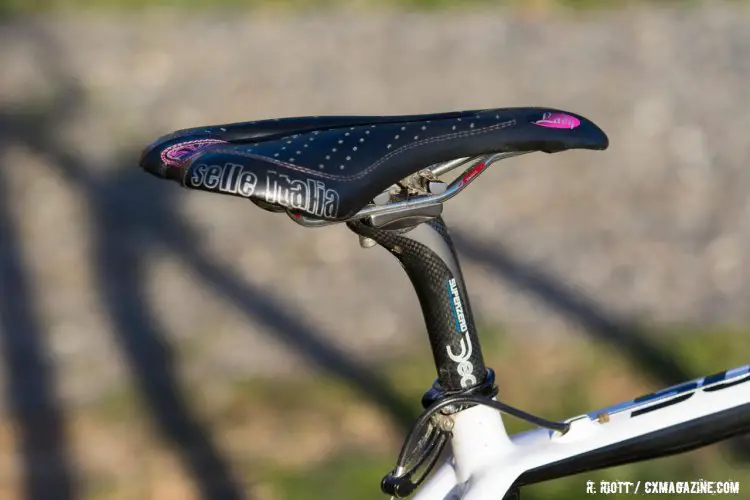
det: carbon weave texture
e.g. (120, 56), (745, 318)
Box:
(348, 217), (486, 392)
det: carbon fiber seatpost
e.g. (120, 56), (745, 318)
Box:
(348, 217), (487, 393)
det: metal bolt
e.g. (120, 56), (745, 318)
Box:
(433, 414), (455, 432)
(359, 235), (377, 249)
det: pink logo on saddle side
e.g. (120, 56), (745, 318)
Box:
(161, 138), (228, 167)
(532, 112), (581, 130)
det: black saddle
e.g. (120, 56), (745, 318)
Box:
(139, 107), (608, 221)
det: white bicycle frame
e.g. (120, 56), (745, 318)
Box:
(147, 114), (750, 498)
(331, 152), (750, 499)
(414, 363), (750, 499)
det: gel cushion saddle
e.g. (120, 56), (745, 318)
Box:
(140, 107), (608, 221)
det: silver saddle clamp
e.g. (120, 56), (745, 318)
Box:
(286, 151), (531, 235)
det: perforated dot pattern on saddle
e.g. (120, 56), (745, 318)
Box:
(221, 109), (516, 180)
(141, 107), (607, 221)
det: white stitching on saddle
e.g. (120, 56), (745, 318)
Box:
(200, 118), (516, 182)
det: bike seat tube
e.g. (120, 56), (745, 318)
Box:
(348, 217), (487, 392)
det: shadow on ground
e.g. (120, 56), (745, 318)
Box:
(0, 20), (747, 500)
(452, 230), (750, 460)
(0, 21), (414, 500)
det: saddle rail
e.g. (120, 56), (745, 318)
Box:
(288, 150), (532, 228)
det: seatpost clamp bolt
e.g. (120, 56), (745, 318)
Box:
(359, 235), (377, 249)
(433, 414), (455, 432)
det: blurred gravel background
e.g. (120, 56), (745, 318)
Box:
(2, 2), (750, 499)
(1, 3), (749, 407)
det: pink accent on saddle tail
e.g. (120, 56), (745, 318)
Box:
(532, 112), (581, 130)
(160, 138), (228, 167)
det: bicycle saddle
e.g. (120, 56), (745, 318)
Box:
(139, 107), (608, 222)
